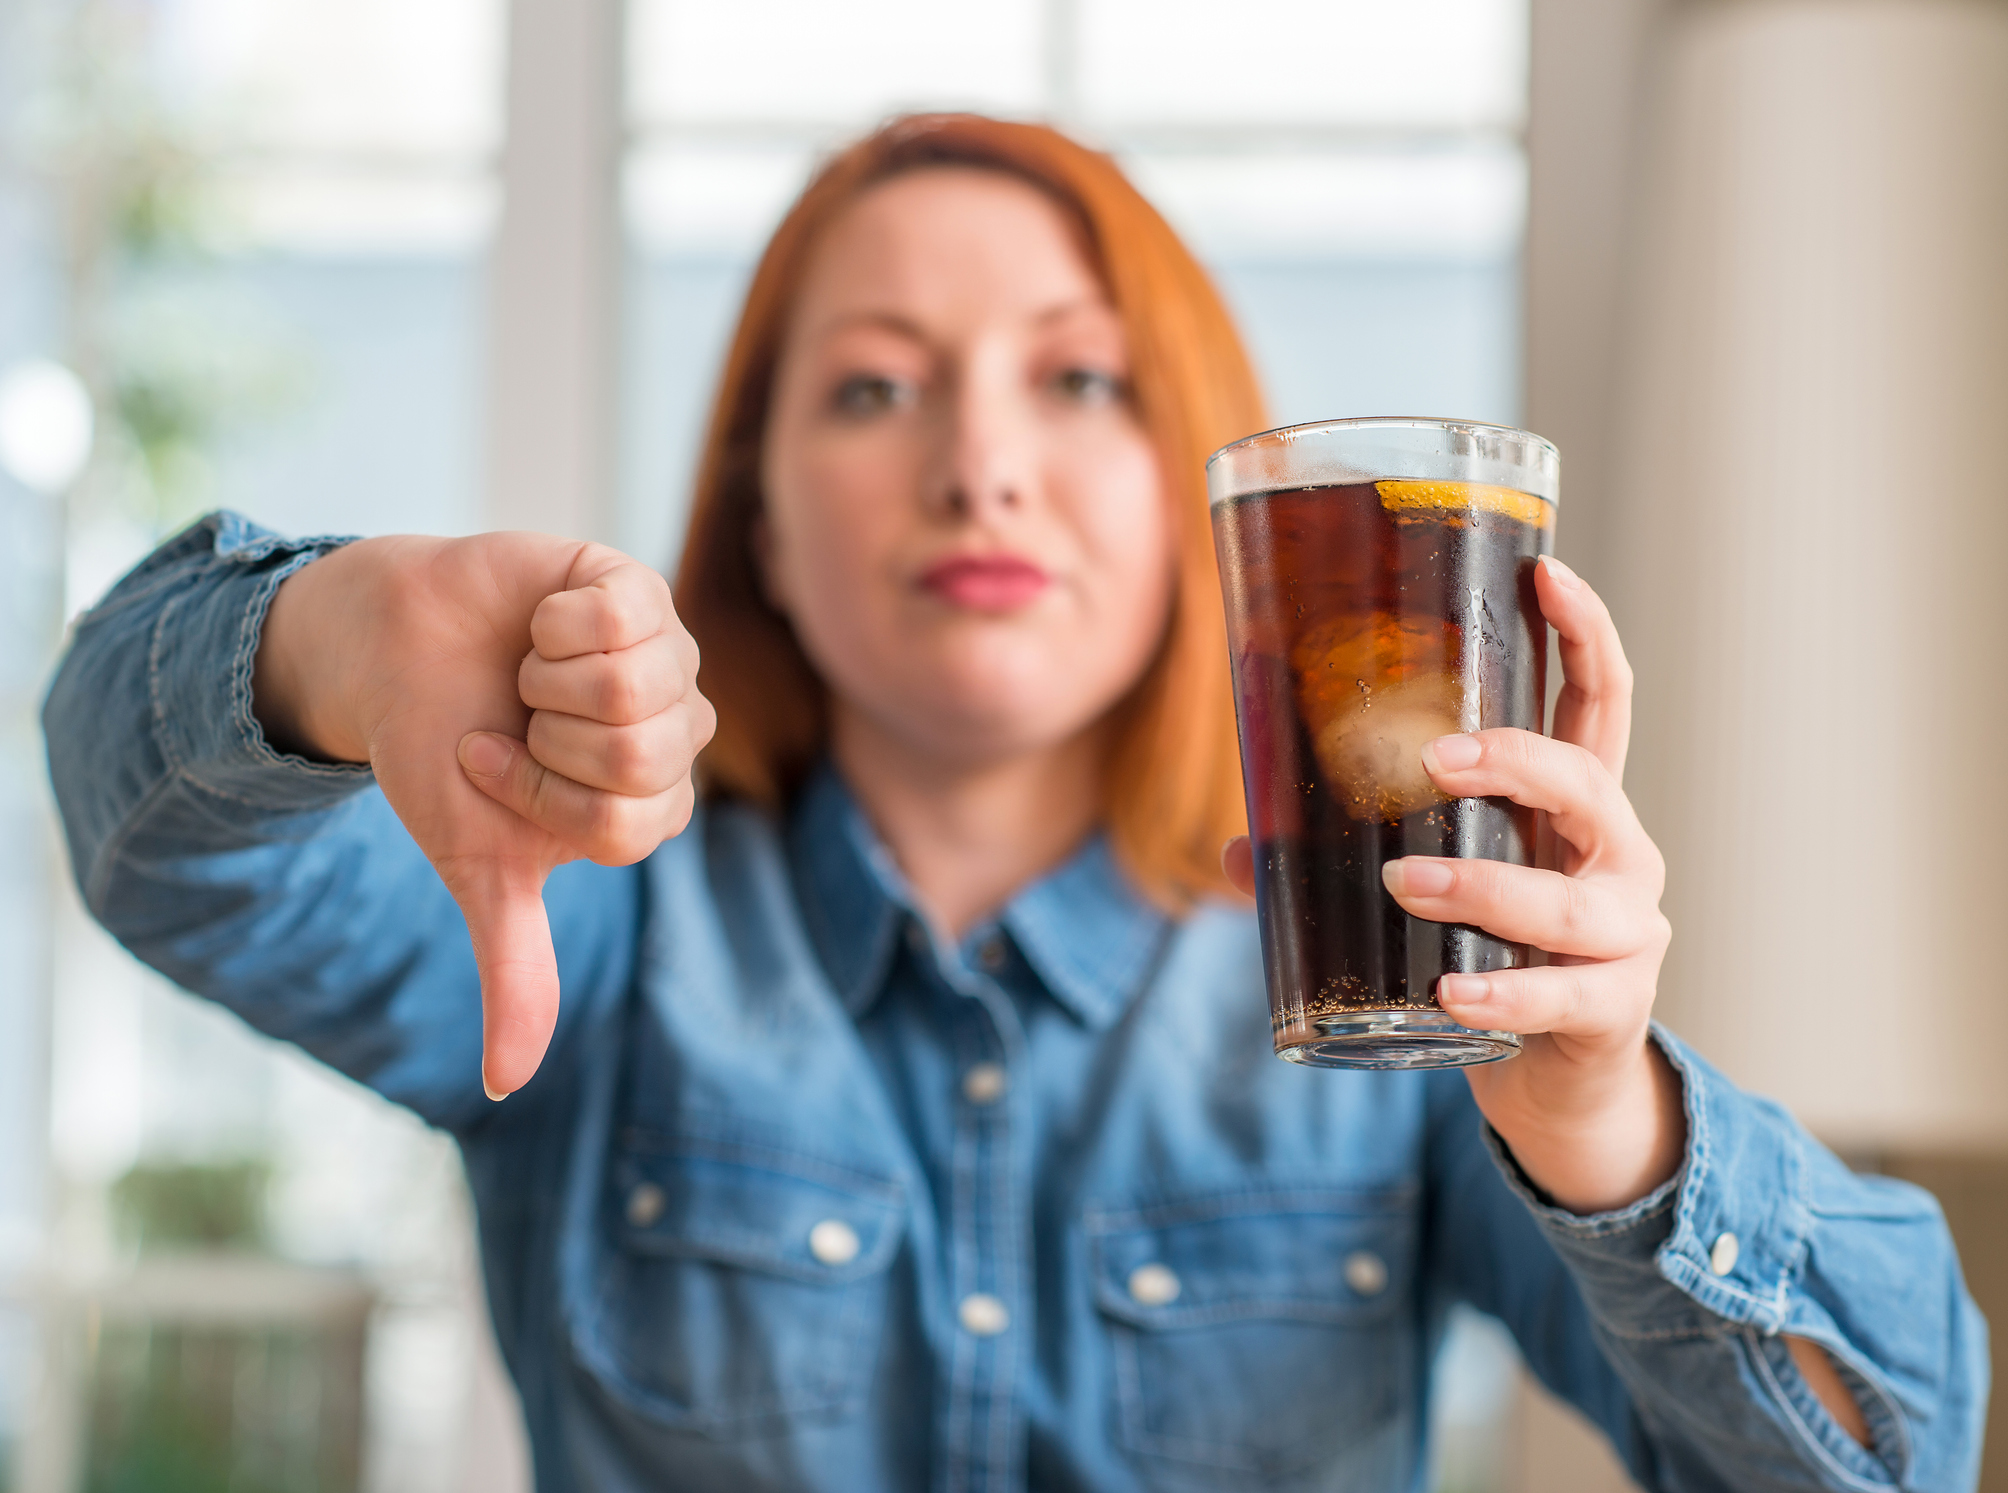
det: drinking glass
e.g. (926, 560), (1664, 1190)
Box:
(1209, 418), (1560, 1069)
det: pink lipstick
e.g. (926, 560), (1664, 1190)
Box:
(919, 553), (1051, 612)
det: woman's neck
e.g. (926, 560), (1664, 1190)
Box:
(830, 708), (1106, 940)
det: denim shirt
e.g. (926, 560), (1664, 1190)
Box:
(44, 515), (1987, 1493)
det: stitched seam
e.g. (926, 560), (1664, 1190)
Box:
(986, 1021), (1014, 1488)
(82, 767), (185, 918)
(1746, 1328), (1900, 1491)
(147, 579), (191, 776)
(616, 1229), (894, 1282)
(943, 1010), (981, 1493)
(1593, 1320), (1727, 1344)
(618, 1125), (905, 1201)
(228, 548), (373, 780)
(1776, 1319), (1916, 1482)
(1086, 1182), (1419, 1233)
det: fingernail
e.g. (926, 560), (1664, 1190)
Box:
(459, 732), (512, 778)
(482, 1066), (508, 1102)
(1383, 858), (1454, 897)
(1539, 554), (1581, 590)
(1438, 973), (1491, 1007)
(1421, 733), (1481, 773)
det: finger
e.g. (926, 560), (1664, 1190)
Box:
(458, 730), (690, 865)
(1382, 856), (1663, 961)
(1536, 556), (1634, 782)
(524, 703), (702, 797)
(1419, 728), (1651, 873)
(531, 558), (674, 661)
(519, 630), (687, 724)
(429, 854), (559, 1100)
(1221, 836), (1255, 897)
(1434, 961), (1639, 1040)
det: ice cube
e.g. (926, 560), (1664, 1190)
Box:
(1311, 671), (1464, 823)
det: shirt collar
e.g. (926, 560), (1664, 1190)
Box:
(787, 762), (1169, 1030)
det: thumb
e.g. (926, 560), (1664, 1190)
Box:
(437, 854), (560, 1100)
(458, 728), (612, 851)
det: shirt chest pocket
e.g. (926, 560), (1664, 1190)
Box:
(566, 1132), (907, 1437)
(1088, 1186), (1419, 1484)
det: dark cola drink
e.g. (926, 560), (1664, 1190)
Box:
(1208, 421), (1559, 1070)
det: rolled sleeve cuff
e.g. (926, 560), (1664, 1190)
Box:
(147, 512), (375, 812)
(1485, 1023), (1810, 1339)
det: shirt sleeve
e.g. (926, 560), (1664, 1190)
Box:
(42, 511), (642, 1131)
(1440, 1025), (1988, 1493)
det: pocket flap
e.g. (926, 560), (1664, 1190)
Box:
(613, 1131), (906, 1285)
(1087, 1185), (1417, 1330)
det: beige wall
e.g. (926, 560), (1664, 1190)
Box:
(1607, 0), (2008, 1149)
(1520, 2), (2008, 1484)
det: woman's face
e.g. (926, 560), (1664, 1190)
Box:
(759, 167), (1175, 771)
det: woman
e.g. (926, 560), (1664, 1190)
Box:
(45, 115), (1984, 1490)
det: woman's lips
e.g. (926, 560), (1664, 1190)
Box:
(919, 554), (1051, 611)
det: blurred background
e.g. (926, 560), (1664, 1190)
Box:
(0, 0), (2001, 1488)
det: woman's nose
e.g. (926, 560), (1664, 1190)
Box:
(942, 482), (1021, 519)
(929, 374), (1031, 522)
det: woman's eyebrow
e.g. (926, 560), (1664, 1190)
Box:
(809, 309), (931, 344)
(1031, 296), (1117, 329)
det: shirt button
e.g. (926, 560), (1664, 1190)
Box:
(1343, 1250), (1389, 1297)
(1127, 1263), (1182, 1307)
(1710, 1232), (1740, 1276)
(962, 1062), (1008, 1106)
(958, 1292), (1010, 1337)
(625, 1182), (666, 1229)
(808, 1219), (860, 1266)
(977, 935), (1008, 972)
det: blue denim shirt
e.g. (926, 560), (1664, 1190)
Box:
(44, 515), (1988, 1492)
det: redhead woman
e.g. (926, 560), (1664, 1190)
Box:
(46, 117), (1984, 1491)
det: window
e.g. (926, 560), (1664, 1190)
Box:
(1, 0), (504, 1480)
(619, 0), (1526, 567)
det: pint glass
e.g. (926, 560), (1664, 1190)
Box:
(1209, 419), (1559, 1069)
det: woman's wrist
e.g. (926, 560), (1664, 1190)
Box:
(1485, 1036), (1687, 1216)
(252, 542), (374, 764)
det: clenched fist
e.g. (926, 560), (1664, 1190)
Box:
(253, 533), (715, 1098)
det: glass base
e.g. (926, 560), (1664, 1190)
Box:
(1277, 1011), (1522, 1070)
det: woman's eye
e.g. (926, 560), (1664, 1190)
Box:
(831, 374), (911, 418)
(1050, 367), (1127, 406)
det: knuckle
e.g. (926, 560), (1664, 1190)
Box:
(1562, 968), (1593, 1028)
(584, 792), (638, 863)
(596, 661), (648, 724)
(1468, 858), (1510, 906)
(1483, 727), (1534, 769)
(1569, 744), (1607, 803)
(524, 711), (563, 766)
(663, 780), (697, 839)
(616, 796), (667, 864)
(1556, 875), (1597, 941)
(524, 760), (564, 827)
(603, 724), (654, 784)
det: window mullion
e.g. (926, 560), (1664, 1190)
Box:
(484, 0), (626, 543)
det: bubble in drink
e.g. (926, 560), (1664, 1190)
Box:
(1212, 474), (1555, 1066)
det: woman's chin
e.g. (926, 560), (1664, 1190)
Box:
(863, 668), (1114, 767)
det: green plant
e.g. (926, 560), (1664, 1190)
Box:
(110, 1159), (271, 1254)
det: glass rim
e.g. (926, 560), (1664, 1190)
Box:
(1205, 415), (1561, 505)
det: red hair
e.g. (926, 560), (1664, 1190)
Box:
(672, 114), (1267, 908)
